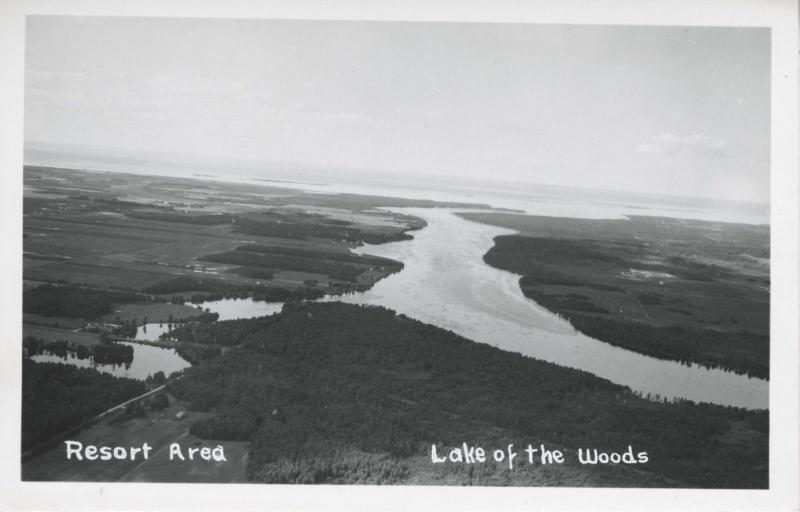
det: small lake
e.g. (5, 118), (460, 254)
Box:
(193, 298), (284, 321)
(30, 342), (191, 381)
(135, 323), (182, 341)
(133, 299), (284, 340)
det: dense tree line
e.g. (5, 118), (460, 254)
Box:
(90, 343), (135, 366)
(142, 276), (239, 294)
(235, 244), (403, 270)
(566, 314), (769, 379)
(201, 250), (367, 281)
(234, 216), (413, 245)
(23, 285), (142, 319)
(151, 393), (170, 410)
(174, 344), (223, 364)
(169, 302), (767, 488)
(125, 211), (235, 225)
(142, 276), (323, 302)
(163, 316), (278, 346)
(146, 371), (167, 385)
(487, 236), (633, 269)
(112, 320), (138, 338)
(523, 289), (610, 314)
(459, 212), (770, 260)
(124, 204), (419, 245)
(485, 235), (734, 284)
(22, 359), (146, 450)
(24, 336), (135, 367)
(231, 267), (275, 280)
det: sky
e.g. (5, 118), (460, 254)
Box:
(24, 16), (770, 202)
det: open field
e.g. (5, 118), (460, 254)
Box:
(23, 325), (100, 347)
(460, 212), (770, 378)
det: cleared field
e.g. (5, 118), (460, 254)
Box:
(22, 398), (248, 483)
(120, 433), (249, 483)
(23, 313), (85, 330)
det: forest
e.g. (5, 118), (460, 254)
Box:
(567, 315), (769, 378)
(23, 285), (142, 319)
(478, 221), (769, 378)
(22, 359), (146, 451)
(169, 302), (768, 488)
(164, 316), (278, 346)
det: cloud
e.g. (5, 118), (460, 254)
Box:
(635, 133), (730, 158)
(682, 134), (731, 158)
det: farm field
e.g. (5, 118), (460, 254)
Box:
(23, 166), (429, 297)
(21, 166), (436, 357)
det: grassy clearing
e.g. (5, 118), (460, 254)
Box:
(102, 302), (208, 323)
(23, 325), (100, 347)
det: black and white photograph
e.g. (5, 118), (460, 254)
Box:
(1, 1), (798, 511)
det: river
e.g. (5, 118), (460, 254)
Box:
(323, 208), (768, 409)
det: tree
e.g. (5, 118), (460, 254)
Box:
(151, 393), (169, 410)
(125, 402), (145, 418)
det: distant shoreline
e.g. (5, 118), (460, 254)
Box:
(22, 160), (769, 226)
